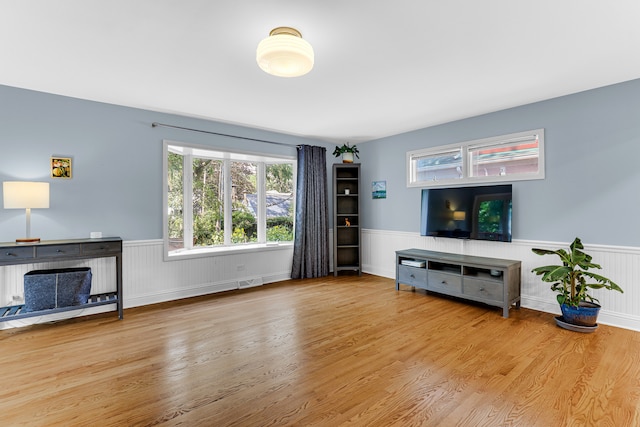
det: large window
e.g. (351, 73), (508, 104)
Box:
(164, 141), (295, 259)
(407, 129), (544, 187)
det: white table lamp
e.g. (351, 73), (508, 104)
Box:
(3, 181), (50, 243)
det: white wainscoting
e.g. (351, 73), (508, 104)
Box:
(3, 234), (639, 331)
(1, 240), (294, 329)
(361, 229), (640, 331)
(122, 240), (293, 308)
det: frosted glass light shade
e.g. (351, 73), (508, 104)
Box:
(257, 27), (314, 77)
(453, 211), (466, 221)
(3, 181), (50, 209)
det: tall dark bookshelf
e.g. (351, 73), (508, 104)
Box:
(333, 163), (361, 276)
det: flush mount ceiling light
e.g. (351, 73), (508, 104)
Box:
(256, 27), (314, 77)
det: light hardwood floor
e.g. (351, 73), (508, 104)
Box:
(1, 274), (639, 426)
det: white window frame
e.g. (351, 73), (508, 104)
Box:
(407, 129), (545, 188)
(162, 140), (296, 261)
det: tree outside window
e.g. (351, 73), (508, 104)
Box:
(166, 143), (294, 256)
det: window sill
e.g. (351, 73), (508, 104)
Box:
(164, 242), (294, 262)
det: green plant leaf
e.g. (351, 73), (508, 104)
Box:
(531, 237), (623, 307)
(332, 143), (359, 158)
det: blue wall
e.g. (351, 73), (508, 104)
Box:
(0, 85), (326, 242)
(2, 79), (640, 246)
(360, 78), (640, 247)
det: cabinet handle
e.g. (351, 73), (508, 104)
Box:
(479, 287), (485, 292)
(56, 249), (64, 253)
(410, 274), (415, 278)
(441, 280), (447, 285)
(6, 252), (15, 257)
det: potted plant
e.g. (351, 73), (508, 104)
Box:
(531, 237), (623, 330)
(332, 143), (359, 163)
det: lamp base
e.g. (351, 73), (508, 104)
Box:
(16, 237), (41, 244)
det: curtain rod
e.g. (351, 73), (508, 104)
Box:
(151, 122), (300, 148)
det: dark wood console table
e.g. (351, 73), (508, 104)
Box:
(0, 237), (123, 322)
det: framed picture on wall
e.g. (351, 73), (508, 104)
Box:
(372, 180), (386, 199)
(51, 157), (72, 179)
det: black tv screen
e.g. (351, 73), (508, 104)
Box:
(420, 184), (512, 242)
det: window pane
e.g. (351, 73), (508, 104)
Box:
(167, 152), (184, 251)
(165, 141), (296, 257)
(469, 137), (539, 178)
(193, 158), (224, 246)
(231, 161), (257, 244)
(411, 149), (463, 183)
(406, 129), (544, 188)
(265, 163), (294, 242)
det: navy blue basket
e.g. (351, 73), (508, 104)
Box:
(24, 268), (92, 313)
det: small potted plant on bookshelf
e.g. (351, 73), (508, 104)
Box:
(531, 237), (623, 331)
(332, 143), (359, 163)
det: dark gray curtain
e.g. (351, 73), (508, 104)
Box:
(291, 145), (330, 279)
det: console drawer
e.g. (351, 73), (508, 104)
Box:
(427, 271), (462, 294)
(36, 244), (81, 258)
(0, 246), (34, 262)
(464, 278), (504, 302)
(398, 265), (427, 287)
(82, 241), (122, 255)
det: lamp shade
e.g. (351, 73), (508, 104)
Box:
(3, 181), (50, 209)
(453, 211), (466, 221)
(257, 27), (314, 77)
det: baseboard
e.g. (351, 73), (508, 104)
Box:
(0, 304), (116, 330)
(363, 263), (394, 280)
(520, 295), (640, 331)
(124, 271), (291, 308)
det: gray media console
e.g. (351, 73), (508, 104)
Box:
(395, 248), (521, 318)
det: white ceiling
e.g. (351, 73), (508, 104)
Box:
(1, 1), (639, 143)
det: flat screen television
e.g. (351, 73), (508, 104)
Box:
(420, 184), (512, 242)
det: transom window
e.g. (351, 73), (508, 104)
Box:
(163, 141), (295, 259)
(407, 129), (544, 187)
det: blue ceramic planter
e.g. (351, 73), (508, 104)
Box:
(560, 302), (600, 327)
